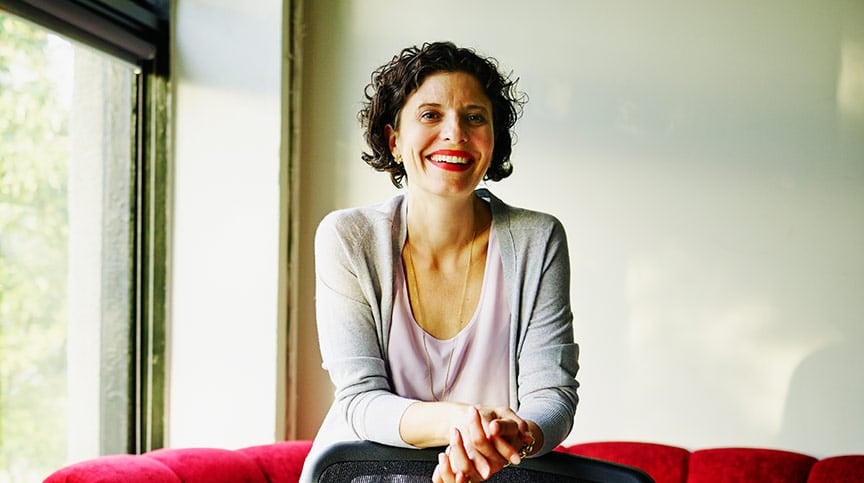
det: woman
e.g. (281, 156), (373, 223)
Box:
(302, 41), (579, 483)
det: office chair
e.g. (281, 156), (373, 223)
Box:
(307, 441), (655, 483)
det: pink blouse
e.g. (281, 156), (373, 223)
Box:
(389, 226), (510, 407)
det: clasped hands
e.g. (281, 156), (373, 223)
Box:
(432, 406), (536, 483)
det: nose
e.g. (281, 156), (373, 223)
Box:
(441, 114), (467, 143)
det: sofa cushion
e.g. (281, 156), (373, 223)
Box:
(43, 454), (182, 483)
(145, 447), (269, 483)
(561, 441), (689, 483)
(808, 455), (864, 483)
(238, 440), (313, 483)
(687, 448), (816, 483)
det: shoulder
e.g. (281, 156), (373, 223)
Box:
(479, 189), (566, 237)
(316, 194), (405, 242)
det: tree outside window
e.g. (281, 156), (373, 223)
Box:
(1, 11), (136, 481)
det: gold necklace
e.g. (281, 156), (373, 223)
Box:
(406, 229), (476, 401)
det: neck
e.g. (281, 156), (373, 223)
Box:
(406, 191), (479, 255)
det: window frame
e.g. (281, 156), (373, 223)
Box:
(0, 0), (170, 454)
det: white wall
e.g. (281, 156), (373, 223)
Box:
(169, 0), (284, 448)
(296, 0), (864, 457)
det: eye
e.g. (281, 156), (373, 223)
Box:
(420, 111), (440, 121)
(466, 113), (488, 124)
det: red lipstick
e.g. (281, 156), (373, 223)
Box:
(426, 149), (475, 172)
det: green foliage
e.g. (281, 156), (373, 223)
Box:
(0, 10), (70, 481)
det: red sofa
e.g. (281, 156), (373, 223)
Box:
(44, 440), (864, 482)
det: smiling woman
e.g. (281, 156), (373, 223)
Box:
(359, 42), (525, 189)
(301, 42), (579, 483)
(388, 71), (495, 199)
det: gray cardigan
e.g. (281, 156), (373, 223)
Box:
(305, 189), (579, 474)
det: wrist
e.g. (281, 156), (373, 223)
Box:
(400, 401), (468, 448)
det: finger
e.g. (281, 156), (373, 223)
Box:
(450, 426), (487, 482)
(434, 451), (456, 483)
(491, 419), (539, 466)
(489, 418), (520, 439)
(465, 407), (491, 452)
(486, 413), (528, 455)
(483, 421), (518, 467)
(491, 434), (523, 465)
(432, 460), (442, 483)
(464, 408), (504, 464)
(446, 427), (472, 474)
(464, 409), (503, 477)
(491, 407), (529, 435)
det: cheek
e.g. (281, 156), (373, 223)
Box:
(405, 127), (435, 147)
(483, 130), (496, 152)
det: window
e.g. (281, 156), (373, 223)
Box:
(0, 1), (168, 480)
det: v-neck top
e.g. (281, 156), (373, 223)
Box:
(388, 225), (510, 406)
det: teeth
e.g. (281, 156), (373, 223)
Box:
(430, 154), (471, 164)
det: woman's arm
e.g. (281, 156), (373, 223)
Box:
(513, 217), (580, 455)
(399, 401), (467, 448)
(314, 211), (417, 447)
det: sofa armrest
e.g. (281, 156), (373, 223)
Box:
(43, 441), (313, 483)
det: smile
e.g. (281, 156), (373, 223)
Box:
(427, 150), (475, 172)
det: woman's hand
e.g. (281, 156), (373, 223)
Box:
(432, 406), (538, 482)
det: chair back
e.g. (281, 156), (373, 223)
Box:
(307, 441), (655, 482)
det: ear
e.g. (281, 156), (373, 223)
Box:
(385, 124), (398, 155)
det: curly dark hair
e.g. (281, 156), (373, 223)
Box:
(359, 41), (527, 188)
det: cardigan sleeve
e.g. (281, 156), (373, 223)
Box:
(511, 214), (580, 456)
(314, 210), (416, 448)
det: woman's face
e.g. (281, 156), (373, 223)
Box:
(388, 71), (494, 200)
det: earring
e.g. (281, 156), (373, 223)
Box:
(394, 153), (403, 164)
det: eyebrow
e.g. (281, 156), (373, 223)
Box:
(416, 102), (491, 113)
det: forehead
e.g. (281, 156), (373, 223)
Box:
(405, 71), (491, 109)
